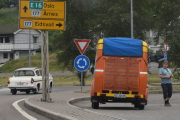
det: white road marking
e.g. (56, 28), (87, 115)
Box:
(13, 99), (37, 120)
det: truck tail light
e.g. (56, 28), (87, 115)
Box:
(8, 79), (10, 84)
(31, 78), (34, 84)
(135, 95), (140, 98)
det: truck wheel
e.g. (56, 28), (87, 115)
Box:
(26, 90), (30, 94)
(11, 89), (17, 95)
(92, 102), (99, 109)
(139, 105), (145, 110)
(134, 103), (139, 109)
(34, 84), (40, 94)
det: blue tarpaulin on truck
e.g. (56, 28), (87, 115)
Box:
(103, 37), (143, 57)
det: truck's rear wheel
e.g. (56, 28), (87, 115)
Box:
(134, 104), (144, 110)
(139, 105), (145, 110)
(26, 90), (30, 94)
(134, 103), (139, 108)
(11, 89), (17, 95)
(92, 102), (99, 109)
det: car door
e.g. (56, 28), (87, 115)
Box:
(35, 70), (43, 89)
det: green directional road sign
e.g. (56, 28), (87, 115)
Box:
(29, 1), (43, 10)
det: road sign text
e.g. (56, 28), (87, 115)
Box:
(29, 1), (43, 10)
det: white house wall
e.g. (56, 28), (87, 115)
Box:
(14, 30), (41, 44)
(0, 52), (10, 63)
(0, 29), (41, 64)
(19, 51), (29, 58)
(145, 31), (164, 45)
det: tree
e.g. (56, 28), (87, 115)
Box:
(0, 0), (6, 8)
(148, 0), (180, 68)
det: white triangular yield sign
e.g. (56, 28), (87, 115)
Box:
(79, 42), (87, 50)
(74, 39), (91, 54)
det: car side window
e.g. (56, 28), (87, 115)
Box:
(26, 70), (35, 76)
(39, 70), (42, 76)
(36, 70), (40, 76)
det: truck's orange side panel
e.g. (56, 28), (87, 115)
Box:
(94, 49), (104, 94)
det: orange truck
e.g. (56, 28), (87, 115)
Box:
(91, 38), (148, 110)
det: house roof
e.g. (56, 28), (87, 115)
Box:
(0, 24), (18, 34)
(0, 25), (41, 35)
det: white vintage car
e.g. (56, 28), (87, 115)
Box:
(8, 68), (53, 95)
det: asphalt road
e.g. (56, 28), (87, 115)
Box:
(0, 86), (90, 120)
(74, 93), (180, 120)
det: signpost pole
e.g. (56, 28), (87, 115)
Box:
(19, 0), (65, 102)
(41, 30), (51, 102)
(81, 71), (83, 91)
(29, 30), (31, 67)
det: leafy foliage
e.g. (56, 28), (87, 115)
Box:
(148, 0), (180, 68)
(55, 0), (157, 70)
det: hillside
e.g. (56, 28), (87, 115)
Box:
(0, 7), (18, 24)
(0, 53), (65, 73)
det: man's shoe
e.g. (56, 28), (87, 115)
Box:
(165, 103), (172, 107)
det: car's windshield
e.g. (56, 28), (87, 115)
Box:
(14, 70), (35, 76)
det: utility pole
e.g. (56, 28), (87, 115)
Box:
(41, 30), (51, 101)
(131, 0), (133, 38)
(29, 30), (31, 67)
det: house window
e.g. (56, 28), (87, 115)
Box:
(0, 37), (3, 43)
(150, 30), (157, 37)
(33, 36), (38, 43)
(3, 53), (8, 59)
(10, 53), (14, 59)
(5, 37), (10, 43)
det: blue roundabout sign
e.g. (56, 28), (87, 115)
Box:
(74, 55), (90, 71)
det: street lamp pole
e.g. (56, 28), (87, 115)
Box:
(131, 0), (133, 38)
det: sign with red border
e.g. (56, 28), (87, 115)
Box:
(74, 39), (91, 54)
(164, 43), (168, 52)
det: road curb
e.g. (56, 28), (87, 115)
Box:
(24, 96), (76, 120)
(69, 97), (90, 105)
(68, 97), (125, 120)
(24, 90), (180, 120)
(149, 90), (180, 94)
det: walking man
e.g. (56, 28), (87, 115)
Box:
(159, 61), (173, 107)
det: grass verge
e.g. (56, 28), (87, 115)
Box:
(149, 86), (180, 91)
(0, 53), (65, 73)
(53, 75), (93, 86)
(0, 76), (9, 87)
(147, 73), (179, 84)
(0, 75), (93, 87)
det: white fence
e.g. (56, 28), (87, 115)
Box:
(0, 44), (40, 51)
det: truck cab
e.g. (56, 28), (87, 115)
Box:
(91, 38), (148, 110)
